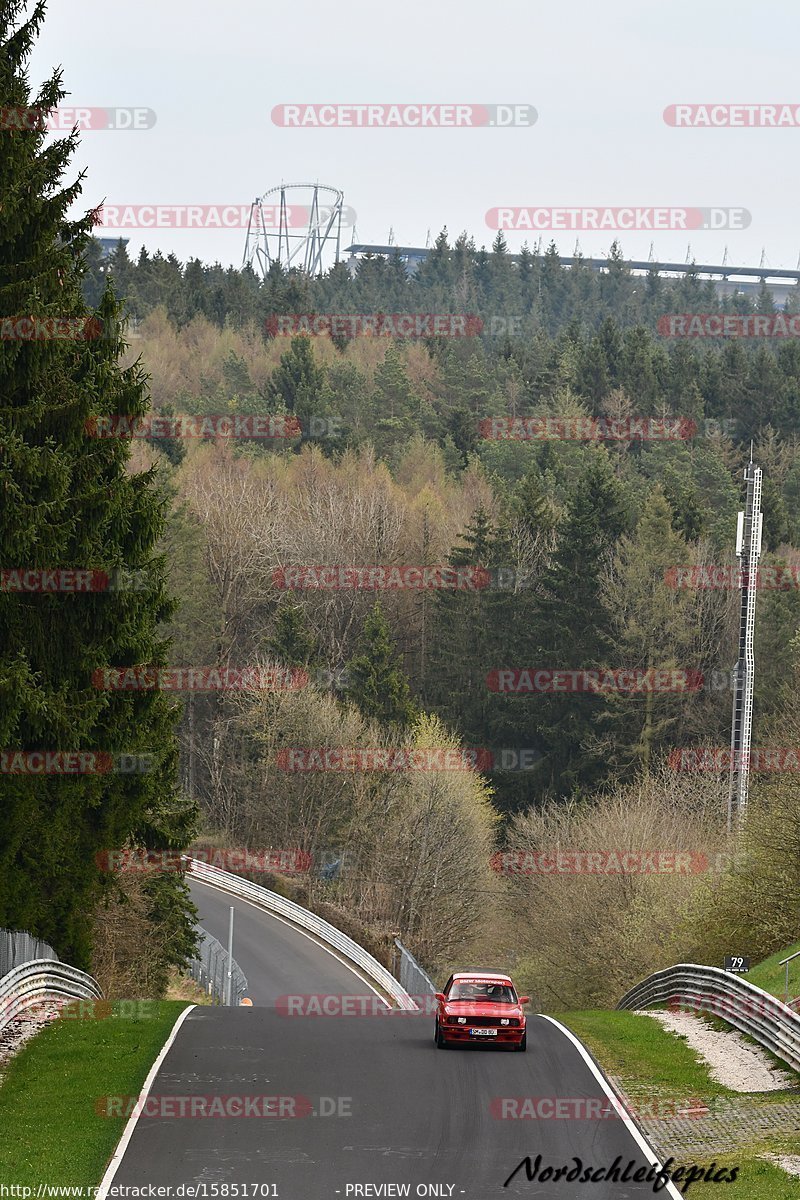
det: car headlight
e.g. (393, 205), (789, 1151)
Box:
(457, 1017), (467, 1024)
(500, 1018), (509, 1026)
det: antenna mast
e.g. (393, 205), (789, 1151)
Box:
(728, 455), (763, 832)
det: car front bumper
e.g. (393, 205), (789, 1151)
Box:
(440, 1025), (525, 1045)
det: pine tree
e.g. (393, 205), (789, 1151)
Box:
(540, 242), (566, 331)
(318, 360), (371, 448)
(512, 467), (554, 537)
(266, 605), (318, 668)
(598, 241), (632, 316)
(369, 343), (420, 461)
(576, 336), (610, 406)
(426, 506), (525, 809)
(598, 485), (702, 776)
(0, 0), (195, 967)
(515, 242), (535, 309)
(345, 601), (417, 727)
(104, 239), (134, 301)
(414, 228), (453, 301)
(756, 280), (775, 315)
(80, 236), (108, 309)
(427, 506), (498, 726)
(484, 484), (553, 813)
(619, 326), (666, 411)
(528, 452), (629, 795)
(483, 230), (521, 318)
(264, 335), (326, 443)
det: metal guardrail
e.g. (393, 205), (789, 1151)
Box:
(394, 938), (437, 997)
(189, 926), (249, 1006)
(0, 929), (59, 979)
(0, 960), (103, 1033)
(617, 963), (800, 1074)
(779, 949), (800, 1006)
(186, 857), (418, 1010)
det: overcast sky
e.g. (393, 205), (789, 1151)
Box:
(27, 0), (800, 273)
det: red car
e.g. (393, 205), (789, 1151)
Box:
(433, 970), (529, 1051)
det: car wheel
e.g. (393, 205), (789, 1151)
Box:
(516, 1031), (527, 1052)
(435, 1019), (447, 1048)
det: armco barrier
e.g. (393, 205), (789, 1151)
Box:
(617, 963), (800, 1073)
(185, 857), (418, 1010)
(0, 960), (103, 1033)
(189, 925), (248, 1006)
(394, 938), (437, 997)
(0, 929), (59, 978)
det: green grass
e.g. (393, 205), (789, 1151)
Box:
(560, 1011), (800, 1198)
(671, 1154), (800, 1199)
(560, 1010), (736, 1101)
(747, 941), (800, 1003)
(0, 1001), (189, 1185)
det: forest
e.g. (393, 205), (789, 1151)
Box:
(73, 234), (800, 1004)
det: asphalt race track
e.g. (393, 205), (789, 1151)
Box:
(105, 878), (680, 1199)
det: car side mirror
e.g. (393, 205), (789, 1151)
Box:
(518, 996), (530, 1005)
(434, 992), (446, 1002)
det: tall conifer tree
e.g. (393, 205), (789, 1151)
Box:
(0, 0), (195, 966)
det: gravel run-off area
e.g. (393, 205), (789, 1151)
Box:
(634, 1008), (795, 1091)
(0, 1000), (65, 1083)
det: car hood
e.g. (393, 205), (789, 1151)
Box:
(443, 1001), (523, 1018)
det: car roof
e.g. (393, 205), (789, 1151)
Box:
(451, 971), (512, 981)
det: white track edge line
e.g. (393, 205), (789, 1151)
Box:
(96, 1003), (197, 1200)
(191, 876), (392, 1009)
(540, 1015), (685, 1200)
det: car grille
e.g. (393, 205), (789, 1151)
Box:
(450, 1016), (520, 1027)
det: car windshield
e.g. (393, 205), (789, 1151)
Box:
(448, 982), (516, 1003)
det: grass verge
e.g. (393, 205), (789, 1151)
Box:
(0, 1000), (189, 1185)
(562, 1010), (736, 1101)
(561, 1010), (800, 1199)
(165, 969), (214, 1004)
(747, 942), (800, 1003)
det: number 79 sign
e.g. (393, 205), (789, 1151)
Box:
(724, 955), (750, 973)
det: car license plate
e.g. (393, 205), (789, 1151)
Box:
(470, 1027), (497, 1036)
